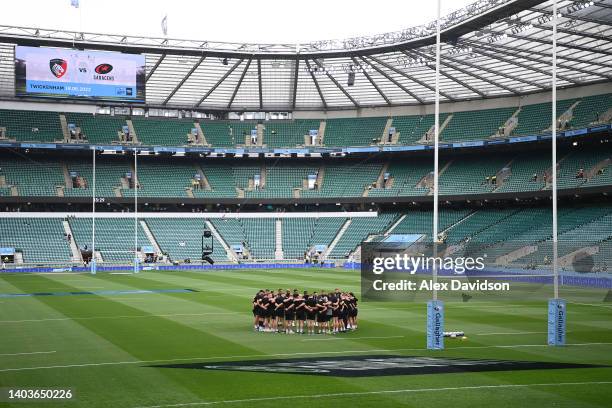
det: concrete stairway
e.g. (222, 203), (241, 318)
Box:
(324, 218), (352, 259)
(275, 219), (284, 260)
(140, 220), (163, 255)
(63, 220), (83, 263)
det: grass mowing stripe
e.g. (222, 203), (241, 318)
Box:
(3, 342), (612, 372)
(130, 381), (612, 408)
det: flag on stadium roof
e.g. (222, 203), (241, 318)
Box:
(161, 15), (168, 36)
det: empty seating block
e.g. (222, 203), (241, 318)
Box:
(240, 219), (276, 259)
(302, 164), (381, 197)
(442, 108), (515, 142)
(0, 218), (71, 263)
(210, 219), (246, 252)
(132, 117), (194, 146)
(0, 156), (64, 196)
(193, 163), (237, 198)
(264, 120), (321, 147)
(392, 210), (471, 240)
(512, 99), (576, 136)
(0, 109), (62, 142)
(282, 218), (317, 259)
(556, 150), (611, 190)
(569, 93), (612, 129)
(247, 164), (318, 199)
(200, 121), (258, 147)
(65, 113), (126, 144)
(123, 159), (193, 198)
(496, 152), (550, 193)
(324, 117), (386, 147)
(64, 159), (130, 197)
(369, 160), (431, 197)
(69, 218), (149, 263)
(391, 114), (444, 145)
(438, 157), (509, 195)
(329, 214), (397, 258)
(146, 219), (227, 262)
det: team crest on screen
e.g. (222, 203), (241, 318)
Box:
(49, 58), (67, 78)
(95, 63), (113, 74)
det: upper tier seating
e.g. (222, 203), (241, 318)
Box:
(441, 107), (515, 142)
(64, 113), (126, 144)
(512, 99), (577, 136)
(0, 156), (64, 196)
(569, 93), (612, 129)
(392, 114), (448, 145)
(132, 117), (194, 146)
(264, 120), (321, 147)
(1, 93), (610, 148)
(200, 121), (258, 147)
(323, 117), (387, 146)
(0, 109), (62, 142)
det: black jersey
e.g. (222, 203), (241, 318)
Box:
(306, 296), (317, 310)
(275, 295), (285, 310)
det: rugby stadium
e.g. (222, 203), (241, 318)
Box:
(0, 0), (611, 407)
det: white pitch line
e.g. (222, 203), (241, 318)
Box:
(570, 302), (612, 309)
(0, 351), (56, 357)
(301, 336), (405, 342)
(131, 381), (612, 408)
(0, 312), (241, 324)
(476, 331), (548, 336)
(1, 342), (612, 373)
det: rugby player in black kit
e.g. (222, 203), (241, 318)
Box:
(252, 289), (357, 334)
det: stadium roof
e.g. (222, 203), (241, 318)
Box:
(0, 0), (611, 111)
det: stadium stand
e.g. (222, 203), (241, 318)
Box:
(263, 120), (321, 147)
(131, 117), (194, 146)
(0, 94), (610, 148)
(323, 117), (387, 146)
(441, 107), (515, 142)
(69, 218), (150, 263)
(0, 156), (64, 196)
(0, 109), (63, 142)
(329, 213), (398, 258)
(145, 218), (227, 262)
(0, 218), (71, 263)
(64, 113), (126, 144)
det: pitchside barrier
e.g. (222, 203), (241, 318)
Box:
(0, 261), (337, 274)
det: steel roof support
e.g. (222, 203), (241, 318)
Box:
(195, 58), (244, 107)
(304, 59), (328, 109)
(228, 58), (252, 109)
(162, 55), (206, 105)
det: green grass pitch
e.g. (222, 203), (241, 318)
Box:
(0, 268), (611, 407)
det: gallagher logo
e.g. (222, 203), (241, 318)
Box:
(49, 59), (68, 78)
(93, 63), (115, 81)
(94, 64), (113, 74)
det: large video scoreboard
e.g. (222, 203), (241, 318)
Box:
(15, 46), (145, 103)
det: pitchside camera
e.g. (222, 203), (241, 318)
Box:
(202, 229), (214, 265)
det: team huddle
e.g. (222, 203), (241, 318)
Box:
(252, 289), (358, 334)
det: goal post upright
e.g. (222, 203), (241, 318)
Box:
(90, 147), (97, 275)
(548, 0), (566, 347)
(427, 0), (444, 350)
